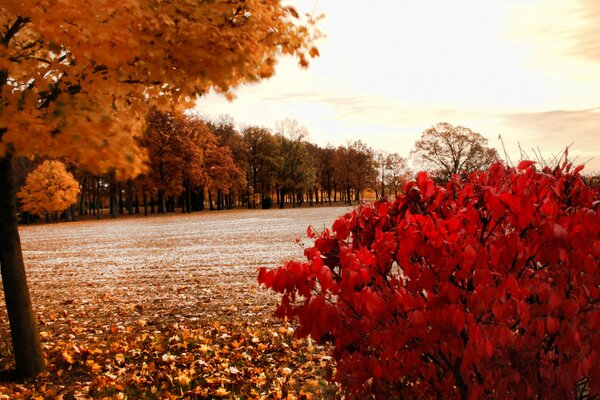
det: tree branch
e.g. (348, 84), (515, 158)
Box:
(2, 16), (31, 47)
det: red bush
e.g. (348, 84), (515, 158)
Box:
(258, 161), (600, 399)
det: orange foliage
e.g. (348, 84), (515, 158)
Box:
(0, 1), (319, 177)
(17, 160), (79, 217)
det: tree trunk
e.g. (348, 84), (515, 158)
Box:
(96, 178), (102, 219)
(118, 182), (124, 215)
(0, 153), (45, 377)
(158, 190), (165, 214)
(127, 180), (134, 215)
(134, 194), (140, 214)
(208, 190), (214, 211)
(109, 175), (118, 218)
(79, 173), (87, 216)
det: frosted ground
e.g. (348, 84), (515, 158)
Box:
(13, 206), (351, 332)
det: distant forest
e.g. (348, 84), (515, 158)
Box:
(14, 109), (415, 223)
(15, 110), (597, 223)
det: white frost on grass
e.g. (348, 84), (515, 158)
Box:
(19, 206), (351, 285)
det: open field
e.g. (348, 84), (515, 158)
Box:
(0, 206), (352, 399)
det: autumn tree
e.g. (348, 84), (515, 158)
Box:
(17, 160), (80, 220)
(275, 119), (315, 208)
(242, 126), (280, 208)
(314, 145), (336, 204)
(333, 141), (377, 204)
(383, 152), (411, 198)
(204, 143), (242, 211)
(207, 117), (248, 209)
(0, 1), (317, 377)
(411, 122), (499, 182)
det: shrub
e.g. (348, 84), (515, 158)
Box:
(258, 161), (600, 399)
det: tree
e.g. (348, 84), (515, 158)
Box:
(17, 160), (79, 220)
(411, 122), (499, 182)
(0, 2), (317, 377)
(385, 152), (411, 198)
(315, 145), (336, 204)
(242, 127), (280, 208)
(274, 119), (313, 208)
(259, 161), (600, 399)
(207, 117), (248, 209)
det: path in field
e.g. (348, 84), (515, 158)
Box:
(12, 206), (351, 333)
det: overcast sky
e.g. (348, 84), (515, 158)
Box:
(194, 0), (600, 173)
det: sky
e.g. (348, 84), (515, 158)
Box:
(194, 0), (600, 173)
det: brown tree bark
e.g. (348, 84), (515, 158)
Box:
(0, 152), (45, 377)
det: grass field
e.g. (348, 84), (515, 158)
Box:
(0, 206), (352, 399)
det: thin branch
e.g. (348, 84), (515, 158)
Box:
(2, 16), (31, 46)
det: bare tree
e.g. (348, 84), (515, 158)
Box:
(411, 122), (499, 182)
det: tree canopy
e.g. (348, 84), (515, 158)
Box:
(411, 122), (499, 182)
(17, 160), (79, 218)
(0, 1), (318, 175)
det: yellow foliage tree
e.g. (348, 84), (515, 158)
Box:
(0, 1), (319, 377)
(17, 160), (80, 218)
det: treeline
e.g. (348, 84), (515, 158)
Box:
(15, 109), (411, 222)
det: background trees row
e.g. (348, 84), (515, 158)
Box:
(15, 111), (421, 222)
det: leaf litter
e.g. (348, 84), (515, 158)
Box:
(0, 207), (351, 399)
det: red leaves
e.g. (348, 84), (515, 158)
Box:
(517, 160), (536, 170)
(332, 213), (352, 241)
(259, 161), (600, 399)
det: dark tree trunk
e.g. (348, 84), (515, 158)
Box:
(127, 180), (133, 215)
(143, 192), (148, 216)
(79, 173), (87, 216)
(134, 194), (140, 214)
(199, 186), (205, 211)
(158, 190), (165, 214)
(96, 178), (102, 219)
(0, 152), (45, 377)
(185, 181), (192, 213)
(150, 194), (155, 214)
(208, 190), (214, 211)
(118, 182), (124, 215)
(109, 175), (118, 218)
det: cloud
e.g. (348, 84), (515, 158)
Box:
(566, 0), (600, 62)
(501, 108), (600, 170)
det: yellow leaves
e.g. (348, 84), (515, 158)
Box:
(174, 372), (191, 386)
(61, 350), (75, 365)
(2, 0), (319, 178)
(17, 160), (80, 217)
(213, 387), (230, 397)
(114, 353), (125, 365)
(3, 313), (339, 398)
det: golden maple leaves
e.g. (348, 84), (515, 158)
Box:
(1, 1), (319, 177)
(17, 160), (79, 217)
(2, 319), (338, 399)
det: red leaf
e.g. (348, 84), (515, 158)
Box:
(546, 317), (560, 334)
(463, 245), (477, 266)
(517, 160), (536, 170)
(411, 310), (426, 327)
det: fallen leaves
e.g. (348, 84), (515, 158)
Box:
(0, 319), (339, 399)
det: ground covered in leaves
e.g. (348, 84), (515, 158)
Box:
(0, 206), (350, 399)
